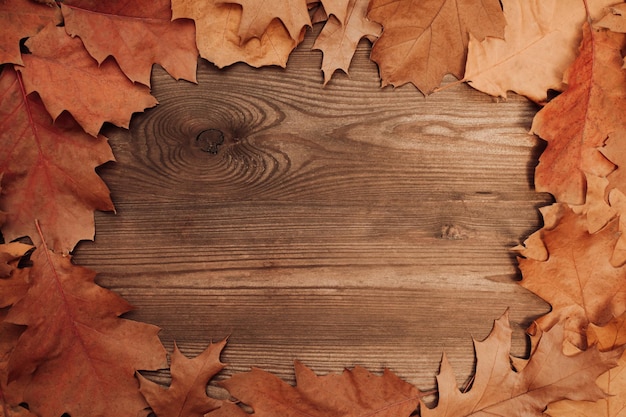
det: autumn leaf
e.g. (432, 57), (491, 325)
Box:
(421, 311), (621, 417)
(0, 243), (31, 280)
(18, 23), (157, 137)
(366, 0), (505, 94)
(464, 0), (617, 103)
(596, 3), (626, 33)
(518, 205), (626, 348)
(546, 313), (626, 416)
(0, 243), (32, 308)
(228, 0), (310, 42)
(221, 360), (421, 416)
(318, 0), (350, 25)
(4, 239), (168, 417)
(0, 0), (61, 66)
(0, 66), (114, 253)
(312, 0), (382, 84)
(138, 340), (226, 417)
(61, 0), (198, 87)
(530, 23), (626, 205)
(172, 0), (299, 68)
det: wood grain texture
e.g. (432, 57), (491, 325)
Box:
(75, 27), (552, 392)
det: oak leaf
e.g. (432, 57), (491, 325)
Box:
(18, 23), (157, 137)
(0, 243), (32, 308)
(546, 313), (626, 416)
(61, 0), (198, 87)
(464, 0), (617, 103)
(518, 206), (626, 348)
(221, 360), (421, 416)
(138, 340), (226, 417)
(530, 23), (626, 205)
(318, 0), (350, 25)
(0, 66), (114, 253)
(0, 243), (31, 279)
(366, 0), (506, 94)
(421, 312), (621, 416)
(171, 0), (299, 68)
(228, 0), (310, 42)
(5, 243), (168, 417)
(312, 0), (382, 84)
(0, 0), (61, 65)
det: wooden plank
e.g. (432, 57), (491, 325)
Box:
(75, 30), (552, 391)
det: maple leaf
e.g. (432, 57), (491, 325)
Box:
(421, 311), (621, 417)
(0, 66), (114, 253)
(312, 0), (382, 84)
(61, 0), (198, 87)
(546, 313), (626, 417)
(4, 238), (168, 417)
(221, 360), (421, 416)
(366, 0), (506, 94)
(464, 0), (618, 103)
(530, 23), (626, 205)
(18, 23), (157, 137)
(138, 340), (226, 417)
(0, 0), (61, 66)
(228, 0), (310, 42)
(172, 0), (299, 68)
(518, 206), (626, 348)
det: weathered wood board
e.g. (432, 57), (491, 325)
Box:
(74, 29), (553, 392)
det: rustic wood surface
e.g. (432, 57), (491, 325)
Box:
(74, 27), (553, 393)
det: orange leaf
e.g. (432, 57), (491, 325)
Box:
(0, 67), (114, 253)
(138, 341), (226, 417)
(596, 3), (626, 33)
(530, 23), (626, 205)
(18, 24), (157, 137)
(0, 0), (61, 66)
(172, 0), (299, 68)
(464, 0), (616, 103)
(228, 0), (311, 42)
(5, 245), (167, 417)
(61, 0), (198, 87)
(313, 0), (382, 84)
(367, 0), (505, 94)
(518, 206), (626, 347)
(421, 312), (621, 416)
(221, 361), (421, 416)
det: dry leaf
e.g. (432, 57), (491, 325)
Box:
(518, 206), (626, 348)
(5, 244), (168, 417)
(530, 23), (626, 205)
(319, 0), (350, 24)
(0, 0), (61, 65)
(229, 0), (311, 41)
(422, 311), (621, 416)
(0, 66), (115, 253)
(61, 0), (198, 87)
(0, 243), (31, 279)
(172, 0), (299, 68)
(546, 313), (626, 416)
(313, 0), (382, 84)
(596, 3), (626, 32)
(138, 340), (226, 417)
(222, 361), (421, 416)
(18, 23), (157, 137)
(465, 0), (618, 103)
(367, 0), (505, 94)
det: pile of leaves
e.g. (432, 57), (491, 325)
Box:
(2, 0), (626, 416)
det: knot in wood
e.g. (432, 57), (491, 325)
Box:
(196, 129), (225, 154)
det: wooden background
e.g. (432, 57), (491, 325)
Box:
(74, 28), (553, 394)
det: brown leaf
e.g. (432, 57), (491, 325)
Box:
(18, 24), (157, 137)
(0, 243), (32, 309)
(0, 243), (31, 279)
(313, 0), (382, 84)
(5, 244), (168, 417)
(0, 66), (114, 253)
(61, 0), (198, 86)
(518, 206), (626, 348)
(138, 340), (226, 417)
(229, 0), (310, 42)
(596, 3), (626, 32)
(530, 23), (626, 205)
(421, 312), (621, 416)
(0, 0), (61, 65)
(464, 0), (617, 103)
(172, 0), (299, 68)
(367, 0), (505, 94)
(319, 0), (350, 24)
(221, 361), (421, 416)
